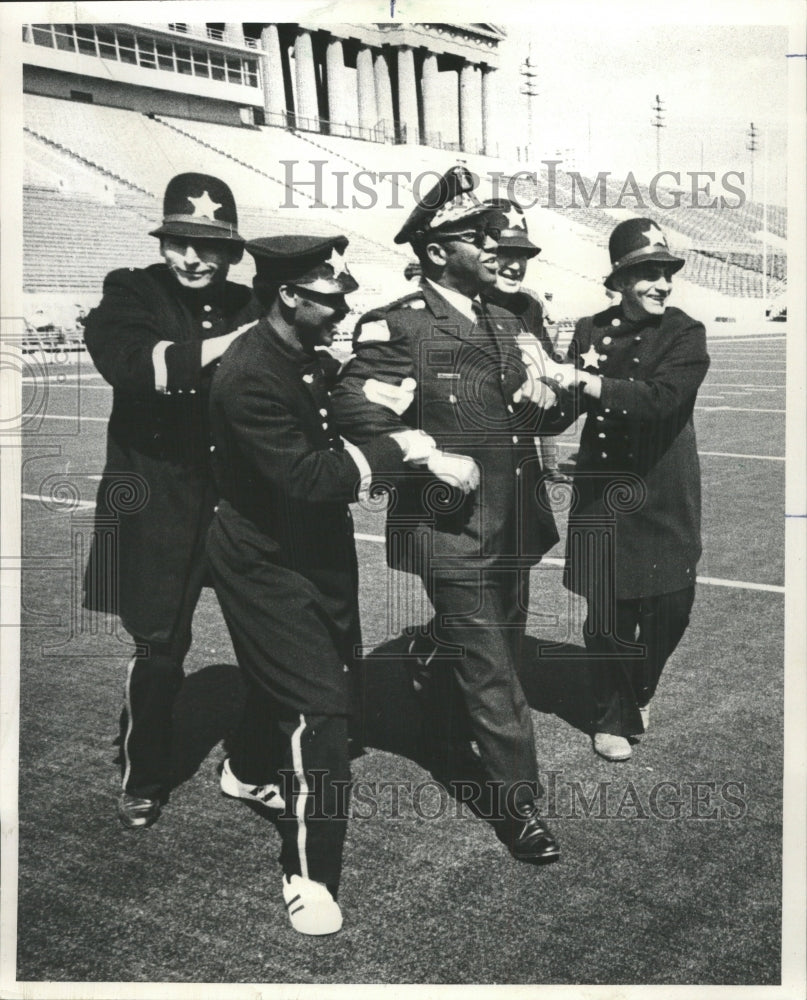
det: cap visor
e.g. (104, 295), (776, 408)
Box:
(150, 222), (244, 242)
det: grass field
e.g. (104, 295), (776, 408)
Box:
(11, 331), (789, 988)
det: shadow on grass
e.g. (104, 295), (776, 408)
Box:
(357, 630), (597, 757)
(169, 662), (244, 791)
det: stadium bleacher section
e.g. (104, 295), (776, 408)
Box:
(22, 94), (787, 324)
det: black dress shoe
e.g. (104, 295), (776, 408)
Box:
(117, 792), (161, 830)
(506, 803), (560, 864)
(545, 470), (573, 484)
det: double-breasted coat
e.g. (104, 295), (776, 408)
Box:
(206, 317), (408, 715)
(82, 263), (257, 642)
(548, 304), (710, 599)
(330, 280), (560, 570)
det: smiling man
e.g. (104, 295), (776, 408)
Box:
(482, 198), (571, 484)
(540, 217), (711, 762)
(331, 167), (561, 866)
(83, 173), (258, 830)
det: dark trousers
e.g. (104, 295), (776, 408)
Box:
(220, 637), (350, 893)
(120, 552), (208, 799)
(207, 510), (352, 891)
(226, 685), (349, 893)
(422, 565), (540, 816)
(584, 586), (696, 736)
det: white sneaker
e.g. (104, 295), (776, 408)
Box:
(593, 732), (632, 761)
(220, 758), (285, 810)
(639, 705), (650, 732)
(282, 875), (343, 935)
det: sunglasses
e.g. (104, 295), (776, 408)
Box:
(287, 284), (349, 309)
(434, 227), (502, 248)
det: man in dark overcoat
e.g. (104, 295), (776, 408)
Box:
(206, 234), (472, 934)
(538, 218), (710, 761)
(482, 198), (571, 483)
(83, 173), (259, 828)
(330, 166), (561, 864)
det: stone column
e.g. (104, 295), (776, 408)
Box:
(374, 50), (394, 135)
(396, 46), (419, 144)
(260, 25), (286, 122)
(294, 28), (319, 126)
(223, 23), (245, 46)
(326, 36), (349, 133)
(482, 66), (497, 156)
(421, 52), (440, 147)
(357, 45), (378, 133)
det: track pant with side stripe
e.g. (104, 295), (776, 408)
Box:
(207, 508), (354, 894)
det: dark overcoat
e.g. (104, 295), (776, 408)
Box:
(206, 319), (407, 712)
(82, 263), (257, 642)
(330, 281), (560, 575)
(551, 304), (710, 599)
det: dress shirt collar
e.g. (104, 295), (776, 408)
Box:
(425, 278), (481, 323)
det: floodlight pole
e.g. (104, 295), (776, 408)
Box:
(746, 122), (758, 203)
(651, 94), (665, 175)
(520, 47), (539, 164)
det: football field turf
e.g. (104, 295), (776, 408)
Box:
(13, 332), (786, 985)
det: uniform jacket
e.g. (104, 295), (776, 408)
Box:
(330, 280), (559, 575)
(207, 318), (408, 674)
(483, 285), (560, 360)
(82, 263), (258, 642)
(209, 316), (407, 575)
(548, 304), (710, 599)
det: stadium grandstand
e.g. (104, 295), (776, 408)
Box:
(20, 19), (787, 343)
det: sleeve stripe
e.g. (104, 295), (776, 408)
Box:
(342, 439), (372, 501)
(152, 340), (172, 393)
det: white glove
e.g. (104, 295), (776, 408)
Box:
(363, 377), (417, 415)
(389, 428), (437, 464)
(517, 335), (579, 390)
(516, 374), (559, 409)
(426, 451), (480, 494)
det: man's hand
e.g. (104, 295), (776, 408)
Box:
(515, 373), (559, 409)
(426, 451), (480, 494)
(363, 377), (417, 415)
(517, 335), (580, 391)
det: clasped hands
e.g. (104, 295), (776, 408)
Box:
(516, 336), (584, 406)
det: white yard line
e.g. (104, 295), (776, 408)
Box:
(352, 534), (783, 594)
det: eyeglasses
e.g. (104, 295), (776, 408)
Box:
(434, 227), (502, 248)
(287, 284), (349, 310)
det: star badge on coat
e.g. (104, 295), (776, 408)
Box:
(580, 345), (601, 369)
(187, 191), (222, 220)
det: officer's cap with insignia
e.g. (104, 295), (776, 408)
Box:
(605, 217), (684, 289)
(246, 234), (359, 302)
(149, 172), (244, 244)
(483, 198), (541, 258)
(394, 165), (493, 245)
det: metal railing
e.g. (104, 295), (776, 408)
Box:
(262, 109), (407, 145)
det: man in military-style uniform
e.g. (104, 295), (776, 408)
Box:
(537, 218), (710, 761)
(482, 198), (571, 484)
(83, 173), (259, 829)
(330, 166), (561, 864)
(206, 234), (474, 934)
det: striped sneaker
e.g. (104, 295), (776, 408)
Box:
(220, 758), (285, 810)
(282, 875), (343, 935)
